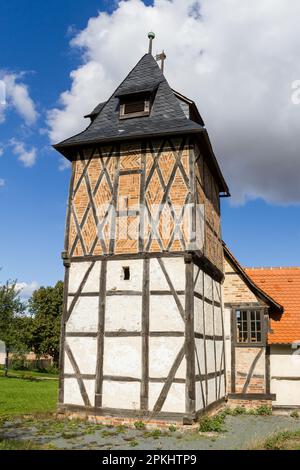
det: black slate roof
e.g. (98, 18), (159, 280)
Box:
(53, 52), (229, 195)
(54, 53), (204, 151)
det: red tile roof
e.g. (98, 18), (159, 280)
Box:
(245, 267), (300, 344)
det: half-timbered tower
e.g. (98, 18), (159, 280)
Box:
(54, 37), (230, 423)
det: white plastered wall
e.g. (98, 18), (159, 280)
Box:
(271, 345), (300, 406)
(64, 256), (188, 414)
(194, 269), (226, 411)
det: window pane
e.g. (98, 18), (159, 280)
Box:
(250, 311), (262, 342)
(124, 101), (145, 114)
(236, 310), (249, 343)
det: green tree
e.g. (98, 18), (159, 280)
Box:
(28, 281), (63, 366)
(0, 281), (26, 375)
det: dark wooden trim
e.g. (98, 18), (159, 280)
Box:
(192, 251), (224, 284)
(141, 258), (150, 411)
(70, 205), (87, 257)
(194, 347), (206, 407)
(106, 290), (142, 296)
(242, 347), (264, 393)
(195, 397), (226, 418)
(202, 271), (208, 406)
(119, 169), (143, 176)
(66, 331), (185, 338)
(272, 376), (300, 381)
(104, 331), (141, 337)
(157, 258), (185, 321)
(68, 289), (186, 297)
(58, 266), (70, 404)
(212, 279), (218, 400)
(266, 344), (271, 394)
(138, 141), (146, 253)
(231, 310), (236, 393)
(195, 370), (225, 382)
(194, 332), (224, 341)
(64, 161), (76, 253)
(150, 290), (186, 296)
(219, 286), (227, 398)
(194, 291), (222, 309)
(66, 332), (97, 338)
(184, 258), (195, 418)
(149, 378), (185, 384)
(273, 405), (300, 410)
(65, 343), (91, 407)
(70, 252), (186, 263)
(66, 261), (96, 322)
(237, 371), (264, 379)
(228, 393), (276, 401)
(153, 346), (185, 413)
(150, 331), (184, 337)
(64, 373), (95, 380)
(108, 146), (120, 254)
(95, 259), (107, 408)
(103, 375), (141, 383)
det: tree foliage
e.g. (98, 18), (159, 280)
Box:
(28, 281), (63, 365)
(0, 281), (26, 352)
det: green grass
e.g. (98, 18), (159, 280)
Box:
(0, 366), (58, 380)
(0, 376), (58, 417)
(253, 429), (300, 450)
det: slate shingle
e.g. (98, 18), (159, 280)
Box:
(54, 53), (203, 150)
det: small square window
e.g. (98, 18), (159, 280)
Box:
(122, 266), (130, 280)
(119, 95), (151, 119)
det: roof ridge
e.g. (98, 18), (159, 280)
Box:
(245, 266), (300, 270)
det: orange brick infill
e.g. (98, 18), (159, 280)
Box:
(227, 399), (272, 410)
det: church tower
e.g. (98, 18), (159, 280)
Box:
(54, 34), (230, 424)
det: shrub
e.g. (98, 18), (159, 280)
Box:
(254, 405), (272, 416)
(134, 421), (145, 430)
(168, 425), (177, 432)
(290, 410), (299, 419)
(198, 412), (226, 433)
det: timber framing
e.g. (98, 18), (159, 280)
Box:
(59, 253), (226, 421)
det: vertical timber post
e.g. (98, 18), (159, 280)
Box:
(95, 259), (107, 408)
(58, 160), (74, 406)
(184, 253), (195, 424)
(141, 257), (150, 411)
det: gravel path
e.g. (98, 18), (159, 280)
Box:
(1, 415), (299, 450)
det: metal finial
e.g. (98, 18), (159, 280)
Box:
(148, 31), (155, 55)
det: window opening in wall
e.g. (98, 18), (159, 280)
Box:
(123, 266), (130, 280)
(235, 309), (263, 344)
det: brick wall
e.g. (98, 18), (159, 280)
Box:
(223, 259), (259, 304)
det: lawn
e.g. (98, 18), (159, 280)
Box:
(0, 366), (58, 380)
(0, 376), (58, 417)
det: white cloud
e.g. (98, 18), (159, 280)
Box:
(47, 0), (300, 204)
(15, 281), (39, 299)
(58, 157), (71, 171)
(0, 73), (38, 125)
(0, 178), (5, 187)
(10, 138), (37, 167)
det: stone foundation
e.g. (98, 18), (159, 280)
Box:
(227, 398), (272, 410)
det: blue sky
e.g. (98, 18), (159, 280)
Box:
(0, 0), (299, 296)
